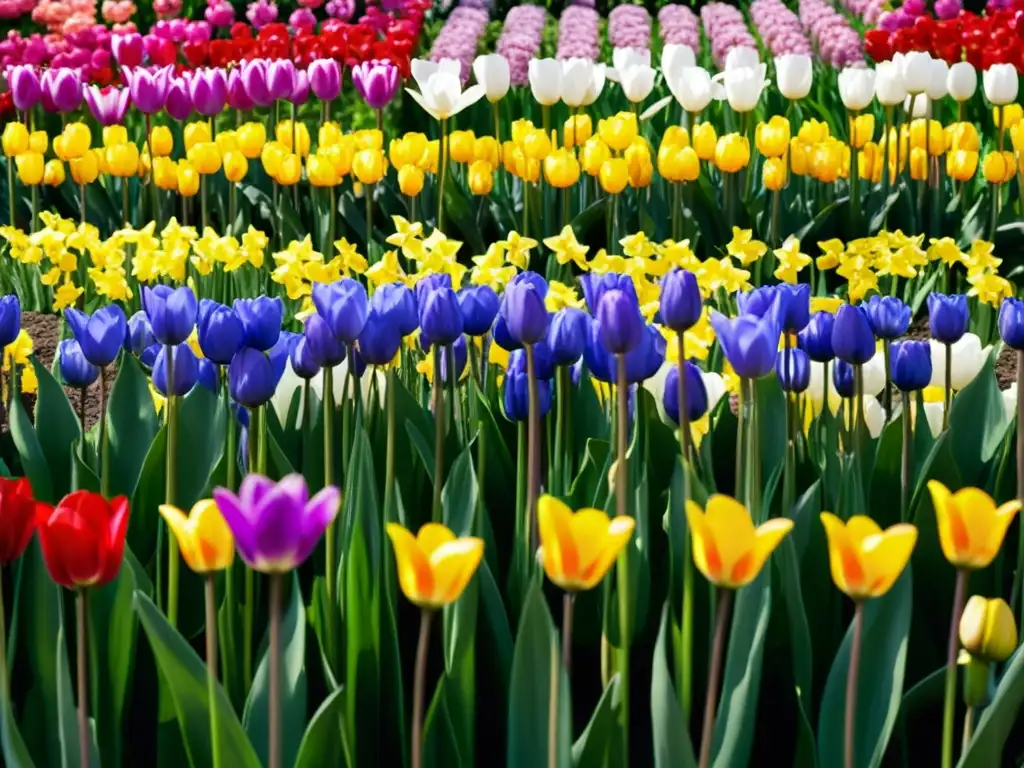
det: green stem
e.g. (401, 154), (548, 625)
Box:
(166, 345), (180, 628)
(6, 151), (14, 227)
(883, 340), (892, 423)
(244, 407), (257, 692)
(1015, 353), (1024, 627)
(437, 118), (448, 232)
(615, 353), (630, 767)
(941, 569), (968, 768)
(77, 589), (90, 768)
(384, 366), (396, 519)
(412, 610), (432, 768)
(30, 179), (37, 233)
(268, 573), (282, 768)
(943, 342), (952, 432)
(205, 576), (222, 768)
(548, 601), (562, 768)
(698, 588), (733, 768)
(432, 351), (445, 522)
(99, 365), (109, 498)
(324, 365), (336, 599)
(844, 601), (864, 768)
(901, 391), (912, 522)
(121, 176), (128, 229)
(526, 343), (540, 551)
(676, 335), (694, 721)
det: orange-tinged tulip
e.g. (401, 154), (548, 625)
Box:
(159, 499), (234, 573)
(820, 513), (916, 600)
(387, 522), (484, 609)
(686, 495), (792, 588)
(926, 481), (1020, 569)
(537, 495), (635, 591)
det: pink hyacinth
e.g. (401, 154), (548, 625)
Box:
(750, 0), (812, 58)
(658, 5), (700, 51)
(799, 0), (864, 68)
(700, 2), (757, 69)
(429, 4), (489, 83)
(556, 4), (600, 61)
(841, 0), (885, 26)
(608, 4), (652, 52)
(496, 5), (547, 85)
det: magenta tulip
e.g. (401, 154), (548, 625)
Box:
(189, 67), (228, 116)
(83, 85), (131, 126)
(124, 66), (172, 114)
(41, 68), (82, 113)
(7, 65), (41, 112)
(352, 59), (399, 109)
(307, 59), (341, 101)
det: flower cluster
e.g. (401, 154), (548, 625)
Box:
(496, 5), (548, 86)
(750, 0), (812, 58)
(0, 0), (36, 22)
(700, 2), (757, 69)
(428, 2), (489, 82)
(799, 0), (864, 68)
(842, 0), (886, 24)
(556, 3), (600, 61)
(657, 4), (700, 50)
(608, 4), (651, 53)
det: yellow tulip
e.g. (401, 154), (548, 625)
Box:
(398, 164), (425, 197)
(307, 154), (340, 187)
(15, 152), (44, 185)
(261, 141), (287, 177)
(223, 150), (248, 183)
(819, 513), (917, 600)
(691, 123), (717, 160)
(43, 159), (65, 186)
(150, 125), (174, 157)
(474, 136), (499, 167)
(959, 596), (1017, 663)
(448, 130), (476, 164)
(543, 148), (580, 188)
(70, 151), (100, 186)
(537, 495), (634, 591)
(102, 125), (127, 148)
(321, 142), (353, 177)
(598, 112), (638, 152)
(714, 134), (750, 174)
(2, 122), (28, 157)
(468, 160), (493, 195)
(238, 122), (267, 159)
(187, 142), (222, 175)
(599, 157), (628, 194)
(763, 156), (786, 191)
(662, 125), (690, 148)
(107, 143), (139, 177)
(579, 136), (610, 176)
(386, 522), (484, 609)
(153, 157), (178, 191)
(927, 481), (1020, 569)
(850, 114), (874, 149)
(159, 499), (234, 573)
(59, 122), (91, 160)
(686, 495), (792, 589)
(909, 146), (928, 181)
(563, 114), (593, 148)
(389, 132), (428, 168)
(28, 130), (47, 155)
(177, 160), (200, 197)
(277, 153), (302, 186)
(522, 128), (551, 161)
(352, 148), (385, 185)
(755, 116), (790, 158)
(275, 120), (311, 156)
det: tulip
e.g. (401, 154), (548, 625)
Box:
(241, 59), (272, 107)
(8, 65), (41, 112)
(719, 65), (768, 112)
(777, 283), (810, 333)
(983, 63), (1018, 106)
(227, 68), (254, 111)
(501, 272), (549, 345)
(709, 307), (782, 379)
(267, 60), (297, 103)
(197, 300), (244, 365)
(473, 54), (510, 103)
(189, 68), (228, 117)
(537, 495), (635, 591)
(352, 59), (400, 110)
(926, 481), (1019, 569)
(959, 596), (1017, 663)
(1, 122), (28, 157)
(0, 477), (35, 564)
(419, 286), (464, 346)
(458, 285), (499, 337)
(386, 522), (484, 608)
(65, 305), (127, 368)
(819, 513), (917, 599)
(686, 494), (792, 588)
(947, 62), (977, 103)
(312, 278), (368, 343)
(776, 54), (812, 100)
(725, 47), (759, 70)
(864, 295), (910, 340)
(666, 65), (713, 113)
(714, 133), (750, 173)
(158, 499), (234, 573)
(927, 58), (949, 101)
(214, 473), (340, 573)
(660, 269), (702, 331)
(303, 313), (346, 368)
(528, 58), (563, 106)
(289, 336), (320, 380)
(124, 311), (154, 356)
(890, 340), (931, 392)
(229, 346), (281, 408)
(503, 365), (552, 421)
(898, 51), (932, 95)
(143, 285), (198, 345)
(664, 361), (708, 423)
(547, 308), (588, 366)
(233, 296), (282, 352)
(0, 294), (20, 348)
(153, 344), (200, 396)
(831, 304), (874, 365)
(41, 68), (82, 113)
(928, 293), (968, 344)
(408, 58), (486, 120)
(832, 360), (856, 399)
(560, 58), (594, 108)
(83, 85), (131, 127)
(308, 59), (341, 102)
(124, 65), (172, 114)
(839, 68), (875, 111)
(372, 282), (419, 337)
(875, 61), (906, 106)
(775, 348), (810, 393)
(357, 311), (402, 366)
(597, 289), (644, 355)
(661, 43), (696, 75)
(615, 60), (655, 103)
(36, 491), (130, 588)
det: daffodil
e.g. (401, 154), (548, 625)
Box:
(726, 227), (767, 266)
(658, 239), (698, 271)
(926, 481), (1020, 569)
(819, 513), (917, 600)
(496, 231), (537, 270)
(158, 499), (234, 573)
(773, 236), (811, 283)
(367, 250), (406, 287)
(545, 280), (584, 311)
(386, 522), (484, 609)
(543, 225), (590, 271)
(537, 495), (635, 591)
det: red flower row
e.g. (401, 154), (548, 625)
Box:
(865, 9), (1024, 71)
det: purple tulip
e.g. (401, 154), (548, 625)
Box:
(267, 60), (297, 102)
(7, 65), (41, 112)
(351, 59), (399, 109)
(213, 473), (341, 573)
(83, 85), (131, 126)
(307, 59), (341, 101)
(226, 68), (254, 110)
(241, 59), (272, 107)
(291, 70), (309, 106)
(165, 76), (193, 121)
(42, 68), (82, 113)
(188, 68), (227, 116)
(124, 66), (172, 114)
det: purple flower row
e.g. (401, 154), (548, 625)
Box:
(840, 0), (885, 26)
(700, 2), (756, 70)
(557, 4), (601, 61)
(798, 0), (864, 69)
(497, 4), (548, 85)
(429, 4), (489, 82)
(657, 5), (700, 51)
(608, 4), (652, 52)
(749, 0), (813, 58)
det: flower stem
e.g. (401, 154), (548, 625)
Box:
(76, 589), (90, 768)
(943, 341), (952, 432)
(268, 573), (282, 768)
(166, 344), (180, 628)
(883, 339), (892, 423)
(205, 576), (222, 768)
(244, 407), (257, 691)
(7, 150), (14, 227)
(412, 609), (433, 768)
(432, 350), (445, 523)
(699, 588), (734, 768)
(942, 569), (968, 768)
(324, 365), (336, 600)
(548, 602), (562, 768)
(384, 366), (396, 518)
(676, 334), (694, 721)
(99, 365), (109, 498)
(615, 353), (630, 767)
(901, 391), (912, 522)
(437, 118), (448, 232)
(526, 343), (540, 551)
(1014, 350), (1024, 626)
(844, 601), (865, 768)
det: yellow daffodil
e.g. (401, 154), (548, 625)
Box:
(926, 481), (1020, 570)
(537, 495), (635, 591)
(685, 495), (793, 589)
(545, 280), (585, 311)
(726, 227), (767, 266)
(366, 250), (406, 287)
(496, 231), (536, 270)
(386, 522), (484, 609)
(819, 513), (917, 600)
(810, 296), (843, 314)
(773, 236), (811, 283)
(543, 225), (589, 272)
(158, 499), (234, 573)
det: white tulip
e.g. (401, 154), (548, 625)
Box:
(272, 356), (384, 424)
(618, 62), (656, 103)
(717, 64), (769, 113)
(406, 65), (486, 120)
(947, 61), (977, 102)
(775, 53), (813, 100)
(580, 63), (606, 106)
(666, 65), (713, 113)
(928, 334), (990, 391)
(924, 400), (945, 438)
(984, 63), (1019, 106)
(560, 57), (593, 107)
(703, 371), (726, 412)
(725, 46), (760, 71)
(861, 348), (887, 398)
(411, 58), (461, 91)
(838, 67), (876, 111)
(875, 60), (907, 106)
(926, 58), (949, 101)
(608, 47), (651, 81)
(472, 54), (510, 102)
(903, 94), (930, 119)
(1002, 383), (1018, 420)
(897, 51), (932, 94)
(808, 361), (841, 415)
(528, 57), (562, 106)
(661, 43), (696, 75)
(860, 396), (886, 438)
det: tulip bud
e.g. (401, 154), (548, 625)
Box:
(177, 161), (200, 196)
(580, 136), (610, 176)
(43, 159), (65, 186)
(150, 125), (174, 157)
(599, 157), (628, 194)
(755, 116), (790, 157)
(103, 125), (127, 148)
(692, 123), (717, 160)
(947, 149), (978, 182)
(187, 142), (222, 175)
(215, 131), (240, 156)
(544, 148), (580, 189)
(16, 152), (44, 185)
(398, 165), (424, 197)
(448, 130), (476, 164)
(2, 122), (28, 157)
(28, 130), (47, 155)
(353, 148), (385, 185)
(563, 114), (593, 148)
(307, 154), (340, 187)
(468, 160), (494, 196)
(850, 114), (874, 149)
(714, 133), (750, 173)
(70, 151), (100, 186)
(522, 129), (551, 161)
(960, 596), (1017, 663)
(598, 112), (638, 152)
(890, 339), (932, 392)
(107, 143), (140, 178)
(184, 121), (212, 150)
(261, 141), (287, 177)
(223, 150), (248, 183)
(909, 146), (927, 181)
(474, 136), (499, 167)
(60, 123), (91, 159)
(153, 157), (178, 191)
(763, 156), (786, 191)
(858, 143), (882, 183)
(999, 297), (1024, 349)
(237, 122), (266, 159)
(983, 151), (1009, 184)
(277, 153), (302, 186)
(276, 120), (311, 156)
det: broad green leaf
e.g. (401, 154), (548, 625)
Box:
(572, 674), (621, 768)
(30, 356), (80, 500)
(773, 536), (814, 710)
(10, 398), (53, 503)
(293, 687), (347, 768)
(958, 648), (1024, 768)
(55, 624), (100, 768)
(243, 573), (307, 768)
(134, 591), (262, 768)
(106, 355), (159, 499)
(947, 354), (1006, 487)
(176, 385), (227, 510)
(423, 675), (462, 767)
(0, 691), (35, 768)
(651, 603), (698, 768)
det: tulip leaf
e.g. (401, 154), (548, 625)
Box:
(772, 535), (814, 711)
(572, 674), (622, 768)
(134, 590), (262, 768)
(9, 396), (53, 503)
(176, 385), (227, 511)
(0, 691), (36, 768)
(817, 568), (913, 768)
(441, 446), (478, 538)
(651, 603), (698, 768)
(243, 572), (307, 768)
(895, 667), (944, 761)
(30, 356), (80, 500)
(948, 353), (1006, 487)
(507, 580), (572, 768)
(423, 675), (463, 767)
(106, 355), (160, 500)
(568, 438), (611, 511)
(711, 571), (771, 768)
(129, 425), (166, 567)
(55, 623), (101, 768)
(293, 686), (347, 768)
(957, 647), (1024, 768)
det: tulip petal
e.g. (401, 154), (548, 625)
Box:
(416, 522), (457, 558)
(820, 512), (863, 598)
(102, 495), (130, 584)
(452, 84), (486, 117)
(47, 508), (104, 586)
(703, 495), (756, 581)
(862, 524), (917, 598)
(737, 518), (794, 587)
(928, 480), (965, 565)
(296, 486), (341, 566)
(844, 514), (883, 547)
(538, 496), (578, 588)
(581, 516), (635, 590)
(405, 89), (440, 121)
(212, 488), (259, 566)
(249, 476), (308, 570)
(159, 504), (197, 571)
(570, 508), (612, 582)
(983, 500), (1021, 566)
(190, 499), (235, 572)
(429, 538), (484, 606)
(387, 523), (434, 606)
(685, 500), (722, 585)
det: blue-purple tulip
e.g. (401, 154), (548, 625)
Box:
(737, 285), (787, 319)
(500, 271), (549, 345)
(797, 311), (835, 362)
(0, 294), (20, 348)
(596, 288), (644, 355)
(143, 285), (197, 345)
(58, 339), (99, 388)
(289, 335), (320, 380)
(831, 304), (875, 364)
(124, 310), (154, 356)
(491, 313), (522, 352)
(864, 295), (911, 340)
(508, 341), (554, 381)
(303, 313), (346, 368)
(371, 282), (418, 336)
(233, 296), (283, 351)
(503, 367), (552, 422)
(458, 285), (499, 336)
(832, 360), (855, 398)
(659, 268), (702, 331)
(229, 346), (278, 408)
(197, 299), (244, 365)
(65, 305), (127, 367)
(776, 283), (810, 332)
(357, 311), (402, 366)
(197, 358), (219, 392)
(709, 306), (782, 379)
(547, 307), (588, 366)
(580, 272), (636, 314)
(927, 292), (969, 344)
(419, 286), (464, 346)
(153, 343), (200, 396)
(664, 361), (708, 425)
(312, 278), (368, 343)
(775, 347), (810, 393)
(890, 340), (932, 392)
(999, 297), (1024, 349)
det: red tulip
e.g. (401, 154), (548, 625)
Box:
(0, 477), (36, 564)
(35, 491), (130, 589)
